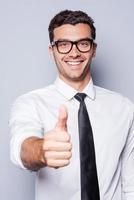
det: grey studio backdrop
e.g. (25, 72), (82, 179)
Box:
(0, 0), (134, 200)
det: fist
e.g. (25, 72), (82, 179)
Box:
(43, 106), (72, 168)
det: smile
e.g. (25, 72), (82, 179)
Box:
(65, 61), (83, 66)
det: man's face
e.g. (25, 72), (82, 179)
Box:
(49, 23), (96, 83)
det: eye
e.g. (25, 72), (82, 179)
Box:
(58, 41), (70, 47)
(79, 40), (90, 47)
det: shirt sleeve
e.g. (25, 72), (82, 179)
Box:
(9, 94), (44, 169)
(121, 101), (134, 199)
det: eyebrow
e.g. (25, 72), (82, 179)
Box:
(53, 37), (93, 42)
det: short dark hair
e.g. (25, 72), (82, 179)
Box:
(48, 10), (96, 43)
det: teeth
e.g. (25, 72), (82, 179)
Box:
(66, 61), (81, 65)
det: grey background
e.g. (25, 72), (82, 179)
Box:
(0, 0), (134, 200)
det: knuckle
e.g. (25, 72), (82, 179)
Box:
(65, 151), (71, 158)
(44, 151), (51, 159)
(68, 151), (72, 158)
(67, 142), (72, 150)
(66, 134), (70, 141)
(47, 159), (53, 167)
(64, 159), (70, 166)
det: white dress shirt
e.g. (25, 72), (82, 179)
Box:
(9, 77), (134, 200)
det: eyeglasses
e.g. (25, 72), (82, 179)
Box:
(51, 38), (94, 54)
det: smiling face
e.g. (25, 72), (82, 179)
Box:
(49, 23), (97, 88)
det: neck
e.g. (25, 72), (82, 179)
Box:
(59, 74), (91, 91)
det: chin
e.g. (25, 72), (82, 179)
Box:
(67, 75), (87, 82)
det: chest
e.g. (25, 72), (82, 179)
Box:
(37, 98), (129, 153)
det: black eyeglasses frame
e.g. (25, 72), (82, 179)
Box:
(51, 38), (94, 54)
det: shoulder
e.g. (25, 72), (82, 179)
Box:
(13, 83), (56, 104)
(10, 84), (57, 119)
(94, 85), (134, 114)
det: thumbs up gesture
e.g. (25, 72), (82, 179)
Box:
(43, 106), (72, 168)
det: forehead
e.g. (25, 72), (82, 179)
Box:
(53, 23), (92, 41)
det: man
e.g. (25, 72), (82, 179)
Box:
(10, 10), (134, 200)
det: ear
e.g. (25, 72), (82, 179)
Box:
(92, 43), (97, 57)
(49, 45), (54, 57)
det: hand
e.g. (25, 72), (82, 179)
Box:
(43, 106), (72, 168)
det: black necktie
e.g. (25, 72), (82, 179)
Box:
(74, 93), (100, 200)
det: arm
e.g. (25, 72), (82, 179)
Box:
(20, 106), (72, 171)
(21, 137), (45, 171)
(121, 103), (134, 199)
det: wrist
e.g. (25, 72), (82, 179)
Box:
(21, 137), (46, 171)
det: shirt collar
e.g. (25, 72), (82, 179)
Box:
(54, 77), (96, 101)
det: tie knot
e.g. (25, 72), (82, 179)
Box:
(74, 93), (87, 102)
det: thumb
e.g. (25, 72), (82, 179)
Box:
(55, 105), (68, 131)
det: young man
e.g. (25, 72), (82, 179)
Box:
(10, 10), (134, 200)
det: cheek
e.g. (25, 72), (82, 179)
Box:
(54, 52), (65, 62)
(85, 53), (94, 62)
(53, 54), (67, 70)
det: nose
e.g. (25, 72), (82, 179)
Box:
(68, 44), (81, 57)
